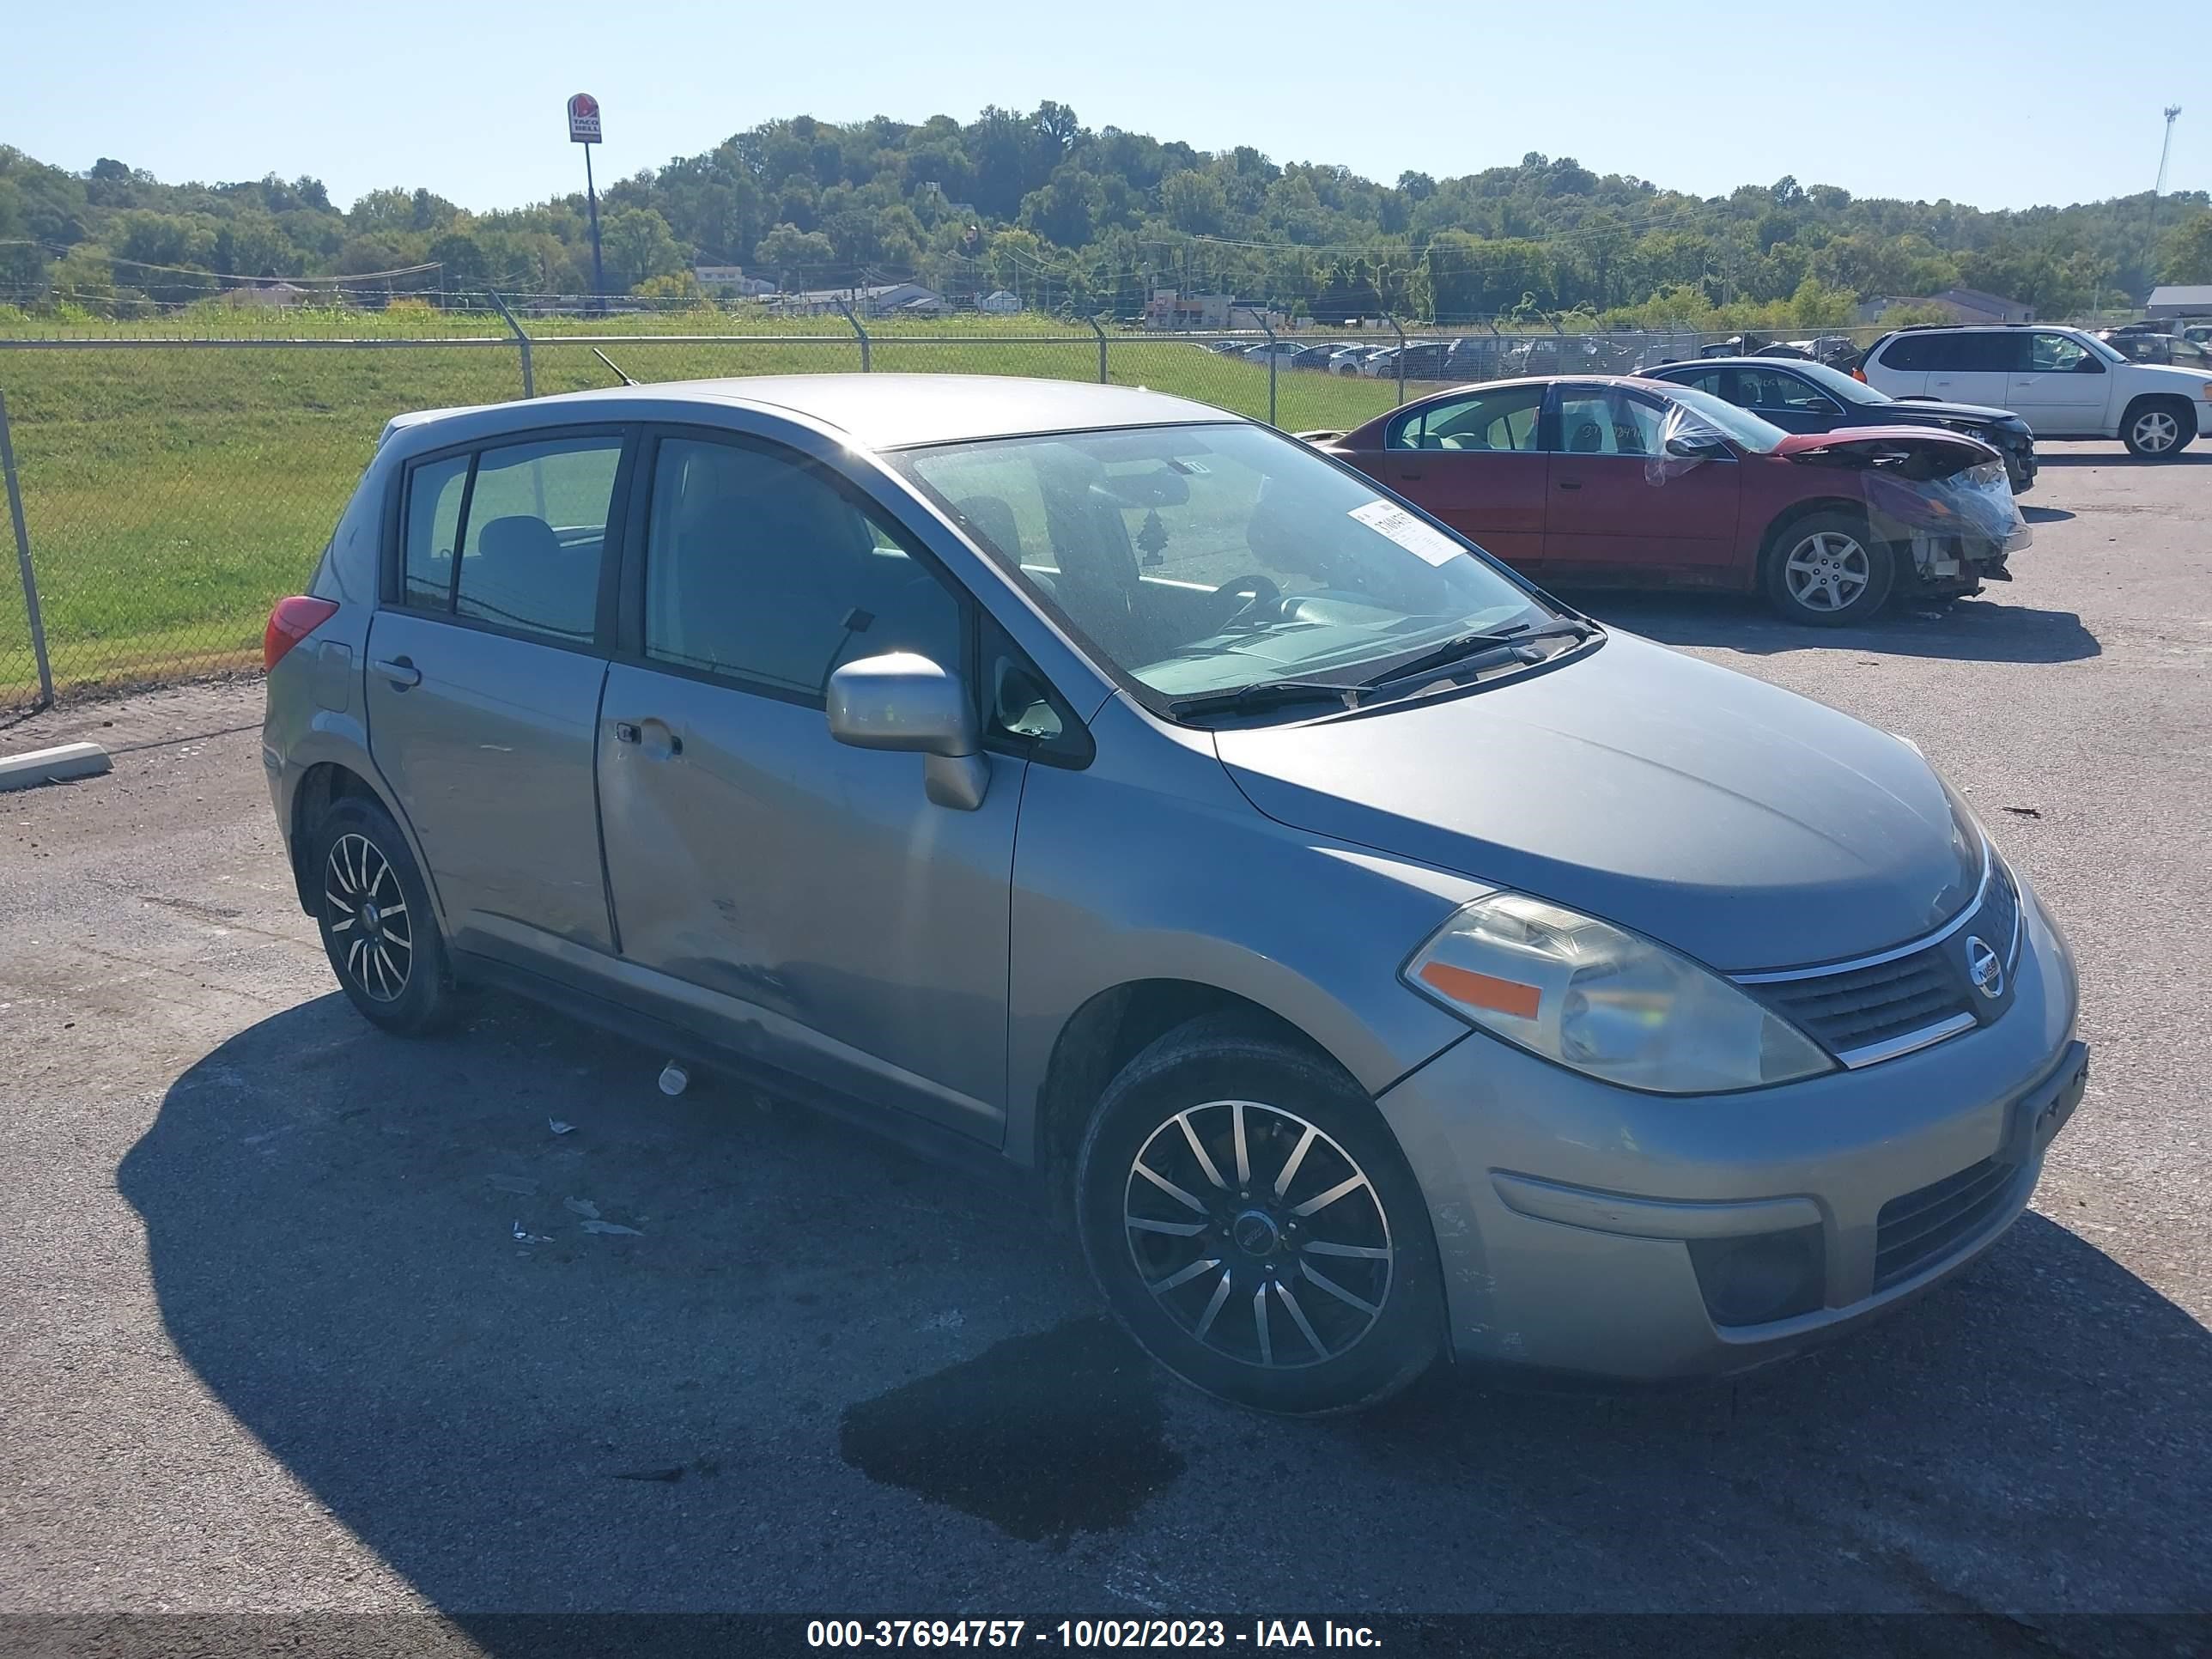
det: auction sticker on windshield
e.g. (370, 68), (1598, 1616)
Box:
(1348, 500), (1463, 566)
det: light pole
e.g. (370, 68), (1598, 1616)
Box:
(2149, 106), (2183, 302)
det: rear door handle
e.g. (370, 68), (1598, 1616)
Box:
(615, 719), (682, 758)
(371, 657), (421, 688)
(613, 721), (641, 744)
(1556, 479), (1583, 491)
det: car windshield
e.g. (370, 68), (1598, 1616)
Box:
(1789, 360), (1891, 405)
(895, 422), (1558, 709)
(1656, 384), (1789, 453)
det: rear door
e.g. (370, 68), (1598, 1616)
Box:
(1920, 331), (2013, 409)
(1543, 385), (1743, 584)
(2004, 331), (2111, 435)
(1366, 383), (1547, 572)
(366, 429), (630, 954)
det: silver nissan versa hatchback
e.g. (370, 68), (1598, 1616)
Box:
(263, 375), (2086, 1413)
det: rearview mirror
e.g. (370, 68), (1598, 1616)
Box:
(825, 653), (988, 811)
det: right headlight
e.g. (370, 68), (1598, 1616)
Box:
(1402, 892), (1835, 1095)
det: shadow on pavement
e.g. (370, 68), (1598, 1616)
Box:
(118, 994), (2209, 1626)
(2034, 452), (2211, 467)
(2020, 506), (2075, 524)
(1573, 592), (2100, 665)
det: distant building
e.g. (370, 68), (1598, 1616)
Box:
(693, 265), (775, 296)
(1145, 289), (1235, 330)
(775, 282), (945, 319)
(2146, 284), (2212, 319)
(1857, 288), (2035, 326)
(978, 289), (1021, 314)
(220, 280), (310, 308)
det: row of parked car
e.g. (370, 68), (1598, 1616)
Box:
(1302, 321), (2212, 625)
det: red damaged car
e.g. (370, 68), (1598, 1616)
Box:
(1319, 376), (2030, 625)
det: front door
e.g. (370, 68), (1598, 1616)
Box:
(1369, 381), (1548, 573)
(1543, 386), (1743, 584)
(594, 431), (1023, 1142)
(2004, 331), (2111, 436)
(366, 430), (629, 953)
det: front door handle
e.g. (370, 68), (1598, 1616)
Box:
(372, 657), (421, 688)
(1556, 479), (1583, 491)
(1396, 466), (1425, 480)
(615, 718), (682, 759)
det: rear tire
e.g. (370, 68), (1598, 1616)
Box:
(309, 795), (455, 1036)
(1073, 1015), (1443, 1415)
(2122, 398), (2195, 459)
(1762, 510), (1894, 626)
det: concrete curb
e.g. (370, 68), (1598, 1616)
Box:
(0, 740), (112, 793)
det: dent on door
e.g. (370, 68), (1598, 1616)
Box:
(593, 664), (1024, 1140)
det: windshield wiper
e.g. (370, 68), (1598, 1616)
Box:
(1165, 678), (1356, 720)
(1357, 617), (1595, 691)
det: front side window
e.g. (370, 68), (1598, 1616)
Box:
(1555, 389), (1669, 456)
(643, 436), (961, 699)
(896, 422), (1554, 706)
(1388, 385), (1544, 452)
(2029, 332), (2092, 373)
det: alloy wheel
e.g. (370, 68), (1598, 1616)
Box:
(1784, 532), (1870, 613)
(1122, 1099), (1394, 1370)
(2132, 410), (2179, 454)
(324, 832), (413, 1003)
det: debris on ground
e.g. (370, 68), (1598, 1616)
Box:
(511, 1221), (552, 1244)
(564, 1197), (599, 1219)
(548, 1118), (575, 1135)
(2003, 805), (2043, 817)
(581, 1218), (644, 1237)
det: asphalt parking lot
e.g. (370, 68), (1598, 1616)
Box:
(2, 442), (2208, 1638)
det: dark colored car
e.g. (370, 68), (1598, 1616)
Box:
(1395, 342), (1455, 381)
(1645, 356), (2038, 495)
(1322, 376), (2029, 625)
(2096, 330), (2212, 369)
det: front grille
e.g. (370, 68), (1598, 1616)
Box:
(1874, 1156), (2020, 1289)
(1978, 860), (2021, 963)
(1756, 948), (1971, 1058)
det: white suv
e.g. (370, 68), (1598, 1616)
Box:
(1859, 325), (2212, 458)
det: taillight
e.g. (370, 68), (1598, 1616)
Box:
(264, 595), (339, 670)
(1850, 366), (1868, 384)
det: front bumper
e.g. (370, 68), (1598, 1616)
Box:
(1375, 873), (2081, 1382)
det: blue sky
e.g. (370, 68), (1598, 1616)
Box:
(14, 2), (2200, 216)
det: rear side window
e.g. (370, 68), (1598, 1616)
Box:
(454, 440), (622, 641)
(1388, 384), (1544, 451)
(642, 436), (963, 700)
(1665, 367), (1729, 398)
(397, 434), (623, 644)
(402, 455), (469, 609)
(1915, 332), (2017, 373)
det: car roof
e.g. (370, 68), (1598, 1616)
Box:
(391, 374), (1236, 452)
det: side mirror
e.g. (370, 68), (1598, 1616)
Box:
(826, 653), (988, 811)
(1665, 434), (1733, 460)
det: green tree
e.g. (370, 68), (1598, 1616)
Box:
(2160, 211), (2212, 283)
(599, 207), (687, 293)
(752, 222), (836, 283)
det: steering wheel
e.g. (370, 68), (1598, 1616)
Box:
(1212, 573), (1281, 627)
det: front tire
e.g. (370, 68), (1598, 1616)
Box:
(2123, 398), (2195, 459)
(309, 795), (455, 1036)
(1073, 1016), (1443, 1415)
(1762, 510), (1894, 626)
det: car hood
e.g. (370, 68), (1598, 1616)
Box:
(1855, 399), (2023, 428)
(1212, 632), (1981, 974)
(2129, 362), (2212, 388)
(1771, 426), (1994, 461)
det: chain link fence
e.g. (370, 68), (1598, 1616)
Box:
(0, 307), (1891, 713)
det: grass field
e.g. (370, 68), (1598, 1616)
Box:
(0, 317), (1405, 703)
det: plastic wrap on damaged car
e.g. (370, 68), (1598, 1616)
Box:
(1783, 428), (2032, 592)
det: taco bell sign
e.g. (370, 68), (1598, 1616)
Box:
(568, 93), (602, 144)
